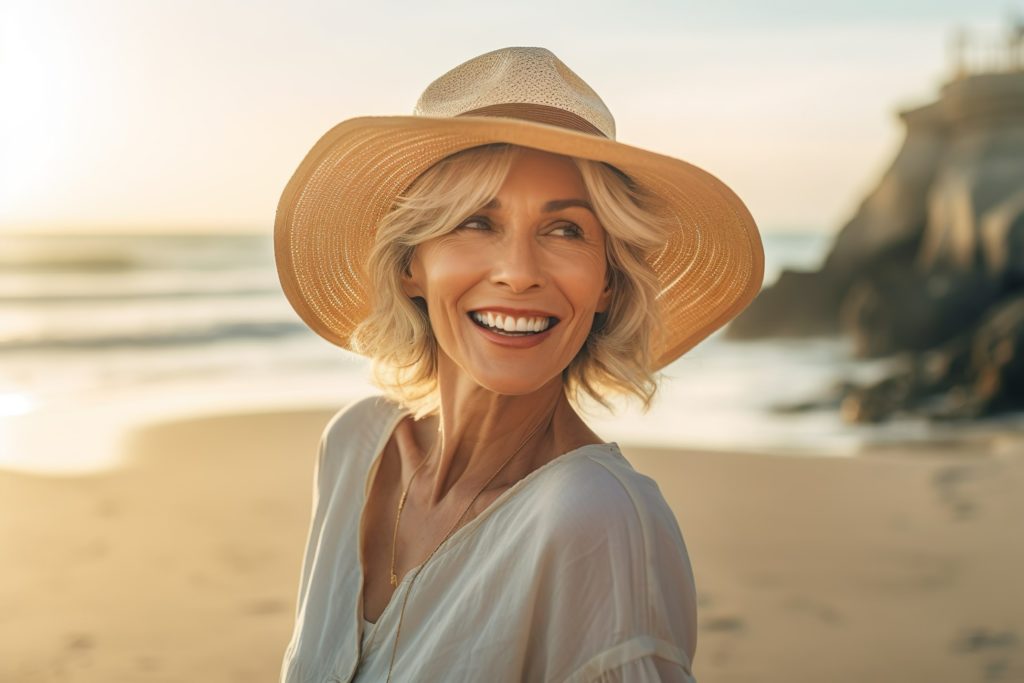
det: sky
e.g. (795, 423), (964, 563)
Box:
(0, 0), (1017, 235)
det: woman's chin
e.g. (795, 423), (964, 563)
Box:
(441, 338), (580, 396)
(465, 369), (564, 398)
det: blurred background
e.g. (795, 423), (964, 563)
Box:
(2, 1), (1023, 682)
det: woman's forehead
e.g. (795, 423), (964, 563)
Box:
(506, 146), (577, 171)
(496, 148), (588, 196)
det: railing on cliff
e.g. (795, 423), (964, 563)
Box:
(949, 20), (1024, 79)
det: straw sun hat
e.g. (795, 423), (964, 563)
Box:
(275, 46), (765, 369)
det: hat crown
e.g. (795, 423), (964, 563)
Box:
(413, 46), (616, 140)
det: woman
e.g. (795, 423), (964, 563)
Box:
(275, 47), (764, 683)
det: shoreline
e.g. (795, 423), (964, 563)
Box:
(2, 405), (1022, 681)
(5, 396), (1022, 479)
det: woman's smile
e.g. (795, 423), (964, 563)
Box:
(467, 309), (560, 335)
(466, 308), (561, 349)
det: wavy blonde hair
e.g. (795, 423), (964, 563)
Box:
(349, 143), (673, 418)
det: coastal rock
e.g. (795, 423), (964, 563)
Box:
(839, 266), (1000, 357)
(835, 293), (1024, 423)
(978, 187), (1024, 286)
(724, 268), (842, 337)
(822, 101), (944, 286)
(726, 68), (1024, 422)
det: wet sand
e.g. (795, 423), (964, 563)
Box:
(1, 406), (1022, 682)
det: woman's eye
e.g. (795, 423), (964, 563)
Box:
(550, 223), (583, 239)
(458, 216), (491, 231)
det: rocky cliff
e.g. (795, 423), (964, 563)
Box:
(726, 70), (1024, 422)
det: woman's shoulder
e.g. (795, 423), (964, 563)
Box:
(532, 444), (687, 550)
(314, 394), (408, 490)
(527, 444), (698, 663)
(547, 444), (678, 519)
(320, 394), (406, 446)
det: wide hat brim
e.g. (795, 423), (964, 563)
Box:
(275, 114), (765, 370)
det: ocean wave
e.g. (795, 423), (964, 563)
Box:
(0, 254), (143, 272)
(0, 233), (273, 274)
(0, 287), (281, 304)
(0, 320), (313, 352)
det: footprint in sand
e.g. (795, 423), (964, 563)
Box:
(932, 465), (980, 521)
(242, 598), (290, 616)
(950, 627), (1020, 682)
(65, 633), (94, 651)
(699, 614), (745, 668)
(136, 655), (161, 671)
(782, 595), (843, 625)
(702, 615), (745, 633)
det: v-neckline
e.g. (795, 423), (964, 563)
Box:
(354, 402), (619, 634)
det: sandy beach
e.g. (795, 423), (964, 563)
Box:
(2, 405), (1022, 682)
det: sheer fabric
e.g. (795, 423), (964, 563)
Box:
(280, 395), (698, 682)
(591, 654), (695, 683)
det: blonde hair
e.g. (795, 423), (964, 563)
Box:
(349, 143), (672, 418)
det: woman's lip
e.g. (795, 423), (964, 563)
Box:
(468, 315), (556, 348)
(468, 306), (560, 319)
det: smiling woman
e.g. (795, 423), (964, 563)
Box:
(354, 143), (672, 416)
(273, 46), (764, 683)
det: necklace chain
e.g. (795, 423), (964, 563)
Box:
(389, 452), (430, 587)
(362, 413), (551, 683)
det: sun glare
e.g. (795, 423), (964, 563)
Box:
(0, 5), (84, 228)
(0, 392), (36, 417)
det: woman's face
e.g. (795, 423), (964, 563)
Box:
(402, 148), (611, 396)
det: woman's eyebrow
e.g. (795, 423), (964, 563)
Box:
(481, 198), (595, 212)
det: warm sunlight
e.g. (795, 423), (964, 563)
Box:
(0, 1), (1009, 235)
(0, 391), (35, 417)
(3, 6), (1024, 679)
(0, 4), (85, 226)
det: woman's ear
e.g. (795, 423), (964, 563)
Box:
(401, 257), (424, 298)
(595, 283), (612, 314)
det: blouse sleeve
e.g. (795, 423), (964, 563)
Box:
(287, 422), (330, 619)
(288, 396), (383, 613)
(534, 456), (699, 683)
(589, 654), (696, 683)
(563, 634), (697, 683)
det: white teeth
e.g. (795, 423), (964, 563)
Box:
(471, 311), (554, 334)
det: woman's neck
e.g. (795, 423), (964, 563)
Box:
(418, 356), (600, 508)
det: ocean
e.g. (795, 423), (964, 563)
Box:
(2, 230), (1015, 474)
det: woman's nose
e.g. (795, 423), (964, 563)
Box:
(489, 233), (546, 293)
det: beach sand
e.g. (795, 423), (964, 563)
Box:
(1, 406), (1022, 682)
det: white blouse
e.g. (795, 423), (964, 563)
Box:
(280, 395), (698, 682)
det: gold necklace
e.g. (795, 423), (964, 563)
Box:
(364, 413), (551, 683)
(389, 452), (431, 587)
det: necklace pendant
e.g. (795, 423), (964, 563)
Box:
(390, 571), (398, 587)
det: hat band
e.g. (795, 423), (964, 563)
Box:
(456, 103), (608, 138)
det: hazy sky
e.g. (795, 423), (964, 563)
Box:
(0, 0), (1015, 234)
